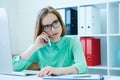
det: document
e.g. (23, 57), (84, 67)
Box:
(42, 74), (104, 80)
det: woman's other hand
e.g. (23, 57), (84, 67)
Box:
(37, 66), (57, 77)
(37, 66), (78, 78)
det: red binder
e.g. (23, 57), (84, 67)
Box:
(80, 37), (101, 66)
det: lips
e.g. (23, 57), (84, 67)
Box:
(52, 33), (58, 36)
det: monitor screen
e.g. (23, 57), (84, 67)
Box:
(0, 8), (13, 73)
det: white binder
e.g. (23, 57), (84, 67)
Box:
(79, 6), (100, 35)
(86, 6), (100, 35)
(79, 7), (86, 35)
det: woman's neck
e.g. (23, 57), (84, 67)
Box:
(50, 36), (61, 43)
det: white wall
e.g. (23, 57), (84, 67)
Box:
(14, 0), (42, 54)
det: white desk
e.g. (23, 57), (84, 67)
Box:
(0, 74), (42, 80)
(1, 74), (120, 80)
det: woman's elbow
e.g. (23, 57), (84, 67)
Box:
(78, 65), (88, 74)
(13, 64), (25, 71)
(82, 66), (88, 74)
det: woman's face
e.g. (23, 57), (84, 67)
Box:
(42, 13), (62, 42)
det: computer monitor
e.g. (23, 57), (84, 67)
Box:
(0, 8), (13, 74)
(0, 8), (39, 76)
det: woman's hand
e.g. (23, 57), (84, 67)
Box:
(34, 32), (49, 48)
(37, 66), (78, 78)
(38, 66), (57, 77)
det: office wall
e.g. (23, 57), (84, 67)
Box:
(14, 0), (42, 54)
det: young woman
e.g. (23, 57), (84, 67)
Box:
(12, 6), (88, 77)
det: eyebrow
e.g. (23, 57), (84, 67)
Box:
(43, 19), (58, 26)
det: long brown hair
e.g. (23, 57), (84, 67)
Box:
(34, 6), (66, 41)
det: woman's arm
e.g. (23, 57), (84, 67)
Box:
(12, 45), (39, 71)
(20, 44), (40, 60)
(12, 32), (49, 71)
(20, 32), (49, 60)
(71, 37), (88, 74)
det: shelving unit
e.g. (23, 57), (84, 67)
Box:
(56, 0), (120, 76)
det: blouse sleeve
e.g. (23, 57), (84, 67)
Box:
(12, 50), (39, 71)
(71, 36), (88, 74)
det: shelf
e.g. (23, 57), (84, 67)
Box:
(79, 34), (107, 37)
(87, 68), (107, 75)
(110, 67), (120, 70)
(110, 70), (120, 76)
(79, 0), (108, 6)
(88, 65), (107, 69)
(109, 34), (120, 36)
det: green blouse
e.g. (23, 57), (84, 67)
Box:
(12, 36), (88, 74)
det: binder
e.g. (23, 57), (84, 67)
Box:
(79, 6), (100, 35)
(79, 7), (86, 35)
(65, 8), (77, 35)
(57, 8), (71, 35)
(80, 37), (101, 66)
(57, 8), (78, 35)
(86, 6), (100, 35)
(65, 9), (71, 35)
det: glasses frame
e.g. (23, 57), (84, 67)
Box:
(42, 19), (60, 32)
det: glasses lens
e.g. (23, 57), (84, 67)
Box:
(43, 25), (51, 31)
(53, 20), (59, 28)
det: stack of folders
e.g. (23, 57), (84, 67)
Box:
(43, 74), (104, 80)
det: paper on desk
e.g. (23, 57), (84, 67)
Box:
(43, 74), (104, 80)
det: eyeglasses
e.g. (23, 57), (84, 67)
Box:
(42, 20), (60, 32)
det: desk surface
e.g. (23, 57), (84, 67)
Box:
(0, 74), (42, 80)
(1, 74), (120, 80)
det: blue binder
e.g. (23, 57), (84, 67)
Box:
(65, 8), (77, 35)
